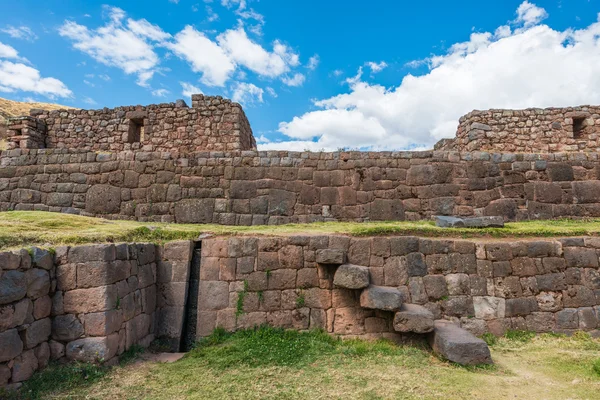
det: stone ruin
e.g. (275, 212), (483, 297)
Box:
(2, 98), (600, 390)
(436, 106), (600, 153)
(5, 94), (256, 155)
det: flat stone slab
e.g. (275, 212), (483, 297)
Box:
(333, 264), (370, 289)
(428, 320), (493, 365)
(359, 285), (403, 311)
(435, 216), (504, 228)
(316, 249), (346, 265)
(393, 304), (434, 333)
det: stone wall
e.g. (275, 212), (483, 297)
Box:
(197, 235), (600, 339)
(0, 243), (158, 390)
(4, 149), (600, 223)
(438, 106), (600, 153)
(7, 95), (256, 154)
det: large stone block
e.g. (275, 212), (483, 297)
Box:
(359, 285), (403, 311)
(68, 244), (116, 263)
(20, 317), (51, 349)
(0, 270), (26, 305)
(572, 181), (600, 203)
(52, 314), (84, 342)
(85, 184), (122, 214)
(393, 303), (434, 333)
(174, 198), (215, 223)
(30, 248), (53, 270)
(198, 281), (229, 311)
(428, 320), (492, 365)
(333, 264), (370, 289)
(315, 249), (346, 265)
(473, 296), (505, 320)
(25, 269), (50, 299)
(10, 349), (38, 383)
(0, 328), (23, 362)
(84, 310), (123, 336)
(66, 335), (119, 362)
(63, 285), (117, 314)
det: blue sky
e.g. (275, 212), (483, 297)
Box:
(1, 0), (600, 150)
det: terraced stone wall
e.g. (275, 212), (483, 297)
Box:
(3, 149), (600, 223)
(198, 235), (600, 339)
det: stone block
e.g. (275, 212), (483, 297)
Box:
(198, 281), (229, 310)
(0, 270), (26, 305)
(0, 328), (23, 362)
(359, 285), (403, 311)
(563, 247), (599, 268)
(473, 296), (505, 320)
(49, 340), (65, 360)
(10, 349), (38, 383)
(525, 312), (555, 332)
(428, 320), (492, 365)
(423, 275), (448, 300)
(393, 303), (434, 333)
(25, 269), (50, 299)
(267, 269), (297, 290)
(315, 249), (346, 265)
(333, 264), (370, 289)
(446, 274), (470, 296)
(30, 248), (53, 270)
(52, 314), (84, 341)
(84, 310), (123, 336)
(505, 297), (538, 317)
(85, 184), (122, 214)
(63, 285), (118, 314)
(69, 244), (116, 263)
(536, 273), (567, 291)
(578, 307), (598, 330)
(21, 317), (51, 349)
(66, 335), (119, 362)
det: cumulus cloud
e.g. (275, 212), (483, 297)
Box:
(282, 73), (305, 87)
(167, 25), (235, 86)
(366, 61), (387, 73)
(180, 81), (203, 97)
(231, 82), (263, 106)
(152, 88), (169, 97)
(1, 26), (38, 42)
(0, 41), (71, 98)
(307, 54), (319, 70)
(59, 6), (169, 87)
(269, 1), (600, 151)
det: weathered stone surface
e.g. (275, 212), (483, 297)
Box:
(435, 216), (504, 228)
(66, 335), (119, 362)
(0, 270), (26, 305)
(63, 285), (117, 314)
(10, 349), (38, 382)
(86, 184), (121, 214)
(359, 285), (403, 311)
(333, 264), (369, 289)
(30, 248), (53, 270)
(473, 296), (505, 320)
(21, 317), (51, 349)
(52, 314), (84, 341)
(315, 249), (346, 265)
(174, 199), (215, 224)
(198, 281), (229, 310)
(0, 328), (23, 362)
(393, 303), (434, 333)
(428, 320), (493, 365)
(25, 269), (50, 299)
(68, 244), (116, 263)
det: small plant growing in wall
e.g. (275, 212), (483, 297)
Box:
(236, 280), (249, 318)
(115, 296), (121, 310)
(257, 290), (264, 304)
(265, 269), (272, 280)
(296, 290), (305, 309)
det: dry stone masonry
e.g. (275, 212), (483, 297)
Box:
(6, 95), (255, 155)
(3, 148), (600, 223)
(437, 106), (600, 153)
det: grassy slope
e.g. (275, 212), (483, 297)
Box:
(3, 211), (600, 249)
(7, 328), (600, 400)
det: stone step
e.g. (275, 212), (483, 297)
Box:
(393, 304), (434, 333)
(316, 249), (346, 265)
(428, 320), (493, 366)
(333, 264), (370, 289)
(359, 285), (403, 311)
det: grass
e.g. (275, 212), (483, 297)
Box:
(2, 211), (600, 249)
(8, 326), (600, 400)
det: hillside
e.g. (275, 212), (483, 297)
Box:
(0, 96), (73, 140)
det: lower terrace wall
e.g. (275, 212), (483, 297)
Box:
(4, 149), (600, 223)
(1, 235), (600, 389)
(198, 236), (600, 339)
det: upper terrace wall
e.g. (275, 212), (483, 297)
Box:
(7, 95), (256, 155)
(3, 149), (600, 223)
(437, 106), (600, 153)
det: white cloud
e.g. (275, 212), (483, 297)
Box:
(1, 26), (38, 42)
(169, 0), (180, 4)
(59, 6), (167, 87)
(152, 88), (170, 97)
(366, 61), (387, 73)
(282, 73), (305, 87)
(0, 60), (72, 98)
(217, 28), (299, 78)
(206, 6), (219, 22)
(180, 81), (203, 97)
(307, 55), (319, 70)
(266, 86), (277, 97)
(269, 2), (600, 151)
(167, 25), (235, 86)
(82, 96), (97, 105)
(516, 1), (548, 27)
(98, 74), (111, 81)
(231, 82), (263, 106)
(0, 42), (20, 59)
(83, 79), (95, 87)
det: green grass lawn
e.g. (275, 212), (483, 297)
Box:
(2, 211), (600, 250)
(5, 327), (600, 400)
